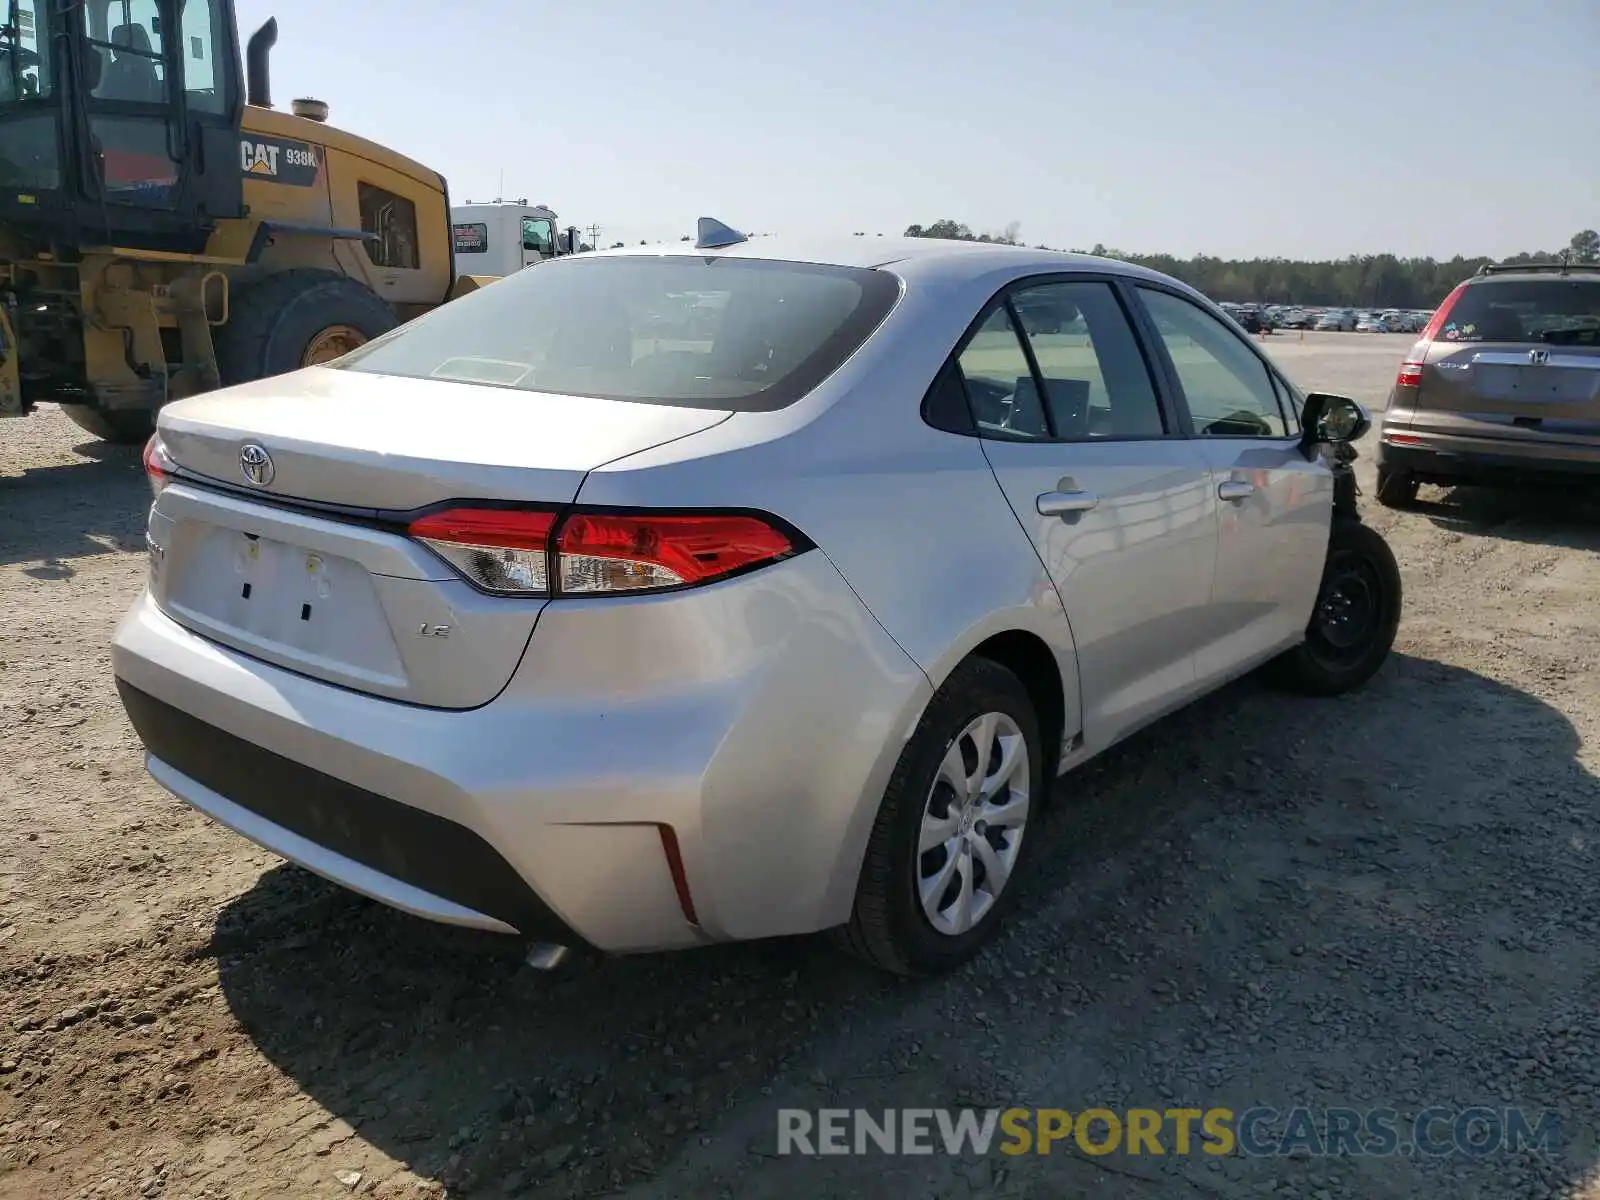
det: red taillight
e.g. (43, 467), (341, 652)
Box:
(556, 512), (794, 594)
(408, 507), (557, 595)
(407, 506), (799, 597)
(142, 435), (173, 495)
(1395, 280), (1469, 389)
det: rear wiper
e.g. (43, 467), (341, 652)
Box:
(1540, 327), (1599, 347)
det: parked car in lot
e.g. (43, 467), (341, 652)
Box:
(1232, 304), (1270, 334)
(114, 225), (1402, 977)
(1356, 314), (1391, 333)
(1315, 309), (1356, 332)
(1377, 262), (1600, 507)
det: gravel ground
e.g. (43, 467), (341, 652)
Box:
(2, 331), (1598, 1200)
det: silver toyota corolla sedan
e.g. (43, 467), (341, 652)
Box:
(112, 222), (1401, 976)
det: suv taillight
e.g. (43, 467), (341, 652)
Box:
(1396, 280), (1469, 389)
(142, 435), (174, 495)
(408, 506), (804, 597)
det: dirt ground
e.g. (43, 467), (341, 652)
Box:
(2, 331), (1598, 1200)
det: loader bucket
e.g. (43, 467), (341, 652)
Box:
(447, 274), (503, 302)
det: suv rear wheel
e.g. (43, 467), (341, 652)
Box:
(1375, 464), (1420, 509)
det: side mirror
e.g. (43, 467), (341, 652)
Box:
(1299, 391), (1369, 458)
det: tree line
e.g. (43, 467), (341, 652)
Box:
(900, 221), (1600, 309)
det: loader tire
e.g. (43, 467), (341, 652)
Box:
(59, 403), (156, 446)
(215, 270), (397, 386)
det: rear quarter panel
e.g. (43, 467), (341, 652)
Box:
(576, 279), (1085, 750)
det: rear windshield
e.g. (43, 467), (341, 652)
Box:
(1439, 278), (1600, 346)
(337, 255), (902, 411)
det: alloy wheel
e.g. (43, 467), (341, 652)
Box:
(916, 711), (1031, 937)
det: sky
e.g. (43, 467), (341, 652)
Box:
(235, 0), (1598, 260)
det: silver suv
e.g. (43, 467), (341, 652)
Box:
(1377, 262), (1600, 506)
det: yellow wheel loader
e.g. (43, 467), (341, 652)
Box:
(0, 1), (574, 443)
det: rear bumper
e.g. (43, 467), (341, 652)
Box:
(1377, 426), (1600, 484)
(111, 553), (932, 954)
(117, 679), (578, 942)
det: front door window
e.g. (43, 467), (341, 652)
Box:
(178, 0), (226, 114)
(0, 0), (62, 190)
(80, 0), (179, 205)
(1136, 288), (1292, 437)
(84, 0), (167, 105)
(522, 217), (555, 257)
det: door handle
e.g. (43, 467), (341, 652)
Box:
(1217, 480), (1256, 502)
(1037, 490), (1100, 516)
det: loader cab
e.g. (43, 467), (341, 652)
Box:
(0, 0), (245, 252)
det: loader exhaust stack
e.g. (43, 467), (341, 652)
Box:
(246, 18), (278, 108)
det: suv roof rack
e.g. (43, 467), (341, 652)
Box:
(1475, 259), (1600, 277)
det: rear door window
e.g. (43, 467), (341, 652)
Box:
(339, 255), (901, 411)
(1437, 279), (1600, 346)
(1008, 280), (1168, 439)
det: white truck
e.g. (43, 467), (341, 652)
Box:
(449, 201), (583, 277)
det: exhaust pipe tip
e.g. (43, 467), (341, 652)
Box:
(245, 17), (278, 108)
(524, 942), (571, 971)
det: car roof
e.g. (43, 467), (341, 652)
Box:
(581, 234), (1176, 288)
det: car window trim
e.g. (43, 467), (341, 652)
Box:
(1268, 368), (1303, 434)
(925, 270), (1186, 445)
(1111, 275), (1195, 438)
(1128, 281), (1303, 442)
(1002, 296), (1059, 439)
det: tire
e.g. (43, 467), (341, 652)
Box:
(1375, 464), (1420, 509)
(1267, 518), (1402, 696)
(59, 403), (155, 445)
(838, 657), (1044, 977)
(215, 269), (397, 386)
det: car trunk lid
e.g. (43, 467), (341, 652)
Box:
(158, 366), (732, 511)
(148, 368), (731, 708)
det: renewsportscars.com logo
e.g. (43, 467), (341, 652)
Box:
(777, 1106), (1563, 1159)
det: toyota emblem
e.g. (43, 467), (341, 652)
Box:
(238, 443), (275, 487)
